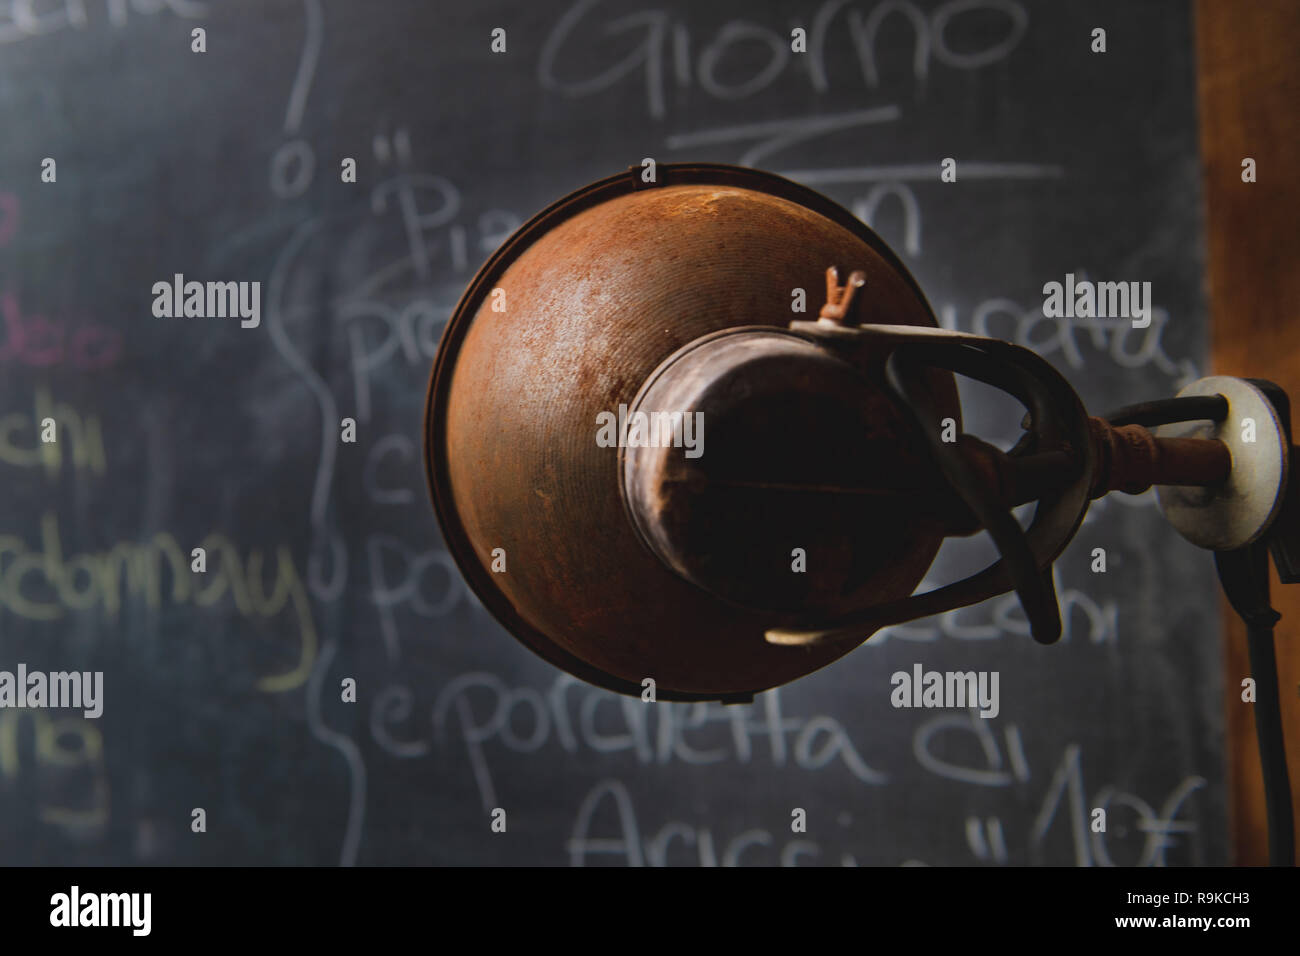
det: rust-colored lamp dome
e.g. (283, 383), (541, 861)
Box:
(424, 164), (959, 700)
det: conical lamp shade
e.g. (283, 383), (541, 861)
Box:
(424, 165), (957, 699)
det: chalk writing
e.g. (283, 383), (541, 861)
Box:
(871, 566), (1118, 647)
(665, 108), (901, 168)
(0, 708), (108, 834)
(0, 290), (123, 371)
(0, 387), (105, 477)
(1031, 742), (1205, 867)
(422, 675), (885, 811)
(368, 534), (466, 660)
(567, 778), (854, 866)
(937, 286), (1197, 383)
(269, 0), (323, 199)
(541, 0), (1030, 119)
(913, 709), (1031, 786)
(0, 512), (316, 692)
(0, 0), (207, 45)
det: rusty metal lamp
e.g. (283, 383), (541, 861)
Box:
(423, 164), (1297, 862)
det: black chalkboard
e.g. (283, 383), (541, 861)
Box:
(0, 0), (1224, 866)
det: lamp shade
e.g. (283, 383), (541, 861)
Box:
(424, 165), (959, 699)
